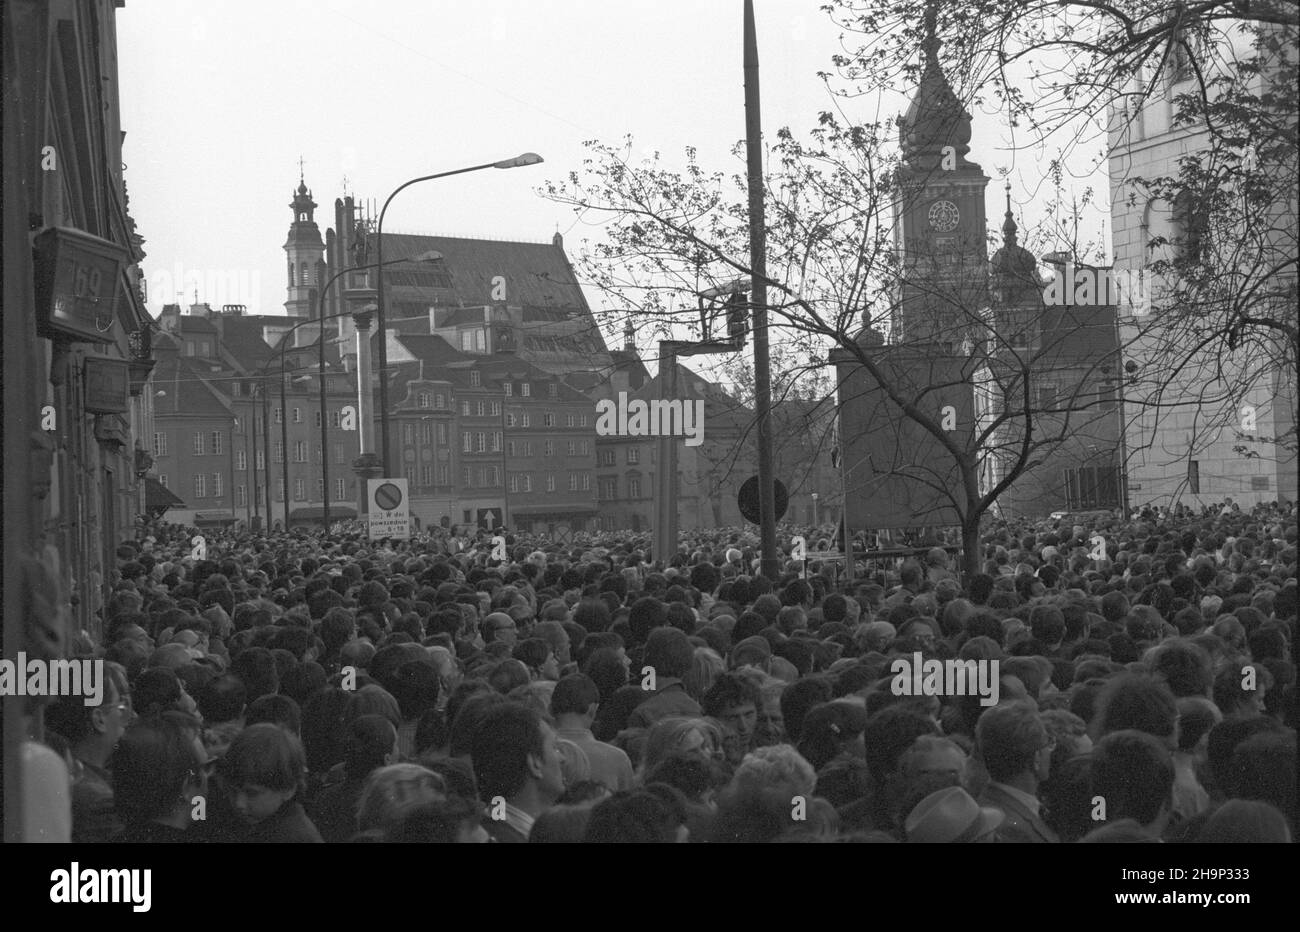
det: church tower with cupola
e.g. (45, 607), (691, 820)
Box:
(284, 163), (326, 319)
(891, 3), (990, 348)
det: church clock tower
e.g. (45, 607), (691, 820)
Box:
(284, 163), (326, 319)
(891, 5), (990, 348)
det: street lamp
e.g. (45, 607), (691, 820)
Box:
(374, 153), (543, 473)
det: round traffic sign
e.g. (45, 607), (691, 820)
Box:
(374, 482), (403, 511)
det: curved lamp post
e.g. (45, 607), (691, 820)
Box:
(374, 153), (543, 473)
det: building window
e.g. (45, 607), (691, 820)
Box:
(294, 478), (305, 501)
(470, 371), (481, 387)
(462, 401), (471, 416)
(566, 414), (575, 427)
(476, 432), (486, 453)
(437, 465), (448, 485)
(477, 401), (486, 417)
(1036, 384), (1058, 410)
(522, 474), (532, 492)
(211, 431), (223, 455)
(236, 485), (247, 506)
(292, 407), (301, 423)
(274, 441), (284, 463)
(236, 450), (247, 471)
(505, 413), (516, 428)
(232, 381), (242, 398)
(193, 432), (204, 456)
(159, 475), (168, 489)
(335, 478), (346, 500)
(421, 465), (433, 486)
(256, 450), (265, 470)
(436, 424), (447, 446)
(420, 423), (432, 445)
(600, 449), (616, 467)
(274, 407), (282, 424)
(1188, 460), (1200, 494)
(276, 479), (285, 501)
(194, 475), (206, 499)
(315, 410), (322, 428)
(582, 473), (591, 491)
(504, 382), (513, 396)
(543, 413), (555, 428)
(546, 474), (556, 492)
(580, 414), (588, 428)
(463, 433), (472, 453)
(627, 448), (639, 465)
(601, 478), (616, 500)
(404, 466), (416, 484)
(331, 410), (342, 428)
(403, 423), (414, 445)
(492, 432), (502, 452)
(567, 441), (576, 456)
(544, 441), (554, 457)
(295, 441), (307, 462)
(153, 432), (167, 457)
(569, 473), (578, 491)
(521, 383), (531, 397)
(548, 383), (557, 397)
(255, 486), (264, 507)
(509, 474), (519, 493)
(435, 393), (446, 408)
(316, 478), (325, 500)
(480, 467), (491, 486)
(463, 467), (472, 488)
(521, 413), (530, 428)
(418, 392), (430, 408)
(212, 472), (223, 498)
(507, 441), (516, 457)
(334, 443), (345, 464)
(581, 440), (589, 456)
(629, 477), (641, 498)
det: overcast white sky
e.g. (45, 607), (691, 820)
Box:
(118, 0), (1108, 326)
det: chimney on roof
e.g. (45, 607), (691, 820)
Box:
(552, 231), (563, 248)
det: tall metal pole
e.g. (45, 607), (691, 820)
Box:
(280, 353), (291, 531)
(655, 342), (678, 565)
(320, 302), (331, 530)
(744, 0), (779, 580)
(260, 382), (273, 530)
(248, 393), (260, 529)
(227, 415), (237, 528)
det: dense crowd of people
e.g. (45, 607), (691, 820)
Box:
(26, 498), (1297, 843)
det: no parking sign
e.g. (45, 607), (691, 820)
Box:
(367, 478), (410, 540)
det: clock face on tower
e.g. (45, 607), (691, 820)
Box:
(928, 200), (960, 232)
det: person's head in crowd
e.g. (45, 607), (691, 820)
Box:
(221, 723), (308, 825)
(550, 673), (600, 731)
(44, 674), (132, 769)
(133, 667), (199, 720)
(582, 647), (629, 701)
(528, 803), (596, 843)
(1090, 729), (1175, 838)
(343, 714), (399, 781)
(701, 672), (762, 765)
(301, 687), (353, 775)
(1040, 753), (1095, 843)
(640, 717), (725, 775)
(864, 706), (939, 791)
(347, 684), (402, 731)
(1091, 674), (1178, 748)
(975, 700), (1052, 793)
(470, 703), (565, 825)
(644, 752), (728, 809)
(904, 786), (1003, 843)
(389, 795), (489, 843)
(583, 789), (686, 843)
(898, 734), (969, 791)
(644, 626), (695, 682)
(355, 763), (448, 838)
(1213, 662), (1273, 718)
(246, 693), (302, 735)
(731, 744), (817, 800)
(1225, 730), (1297, 830)
(796, 701), (868, 771)
(1196, 799), (1292, 844)
(231, 646), (279, 702)
(111, 711), (209, 833)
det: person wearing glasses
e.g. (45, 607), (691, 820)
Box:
(112, 711), (211, 842)
(44, 675), (135, 844)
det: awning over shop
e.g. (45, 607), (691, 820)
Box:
(145, 477), (184, 514)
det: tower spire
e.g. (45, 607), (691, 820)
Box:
(298, 155), (305, 187)
(1002, 181), (1018, 247)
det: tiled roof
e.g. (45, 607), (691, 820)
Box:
(153, 353), (234, 418)
(379, 233), (590, 310)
